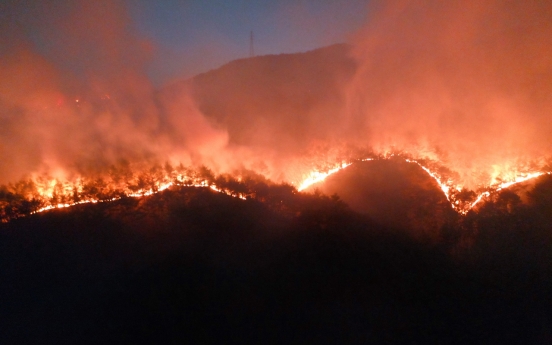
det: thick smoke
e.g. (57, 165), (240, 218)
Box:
(186, 0), (552, 188)
(1, 0), (551, 190)
(0, 1), (229, 184)
(345, 0), (552, 187)
(0, 0), (359, 186)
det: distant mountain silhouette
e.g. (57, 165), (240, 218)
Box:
(189, 44), (356, 150)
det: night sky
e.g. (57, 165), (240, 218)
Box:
(1, 0), (368, 85)
(130, 0), (368, 83)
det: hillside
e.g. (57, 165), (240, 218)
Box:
(2, 175), (552, 343)
(189, 44), (356, 151)
(306, 159), (457, 238)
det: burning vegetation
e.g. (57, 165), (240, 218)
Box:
(0, 162), (277, 222)
(2, 1), (552, 223)
(2, 148), (550, 223)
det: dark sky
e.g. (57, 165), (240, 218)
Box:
(130, 0), (368, 83)
(1, 0), (368, 85)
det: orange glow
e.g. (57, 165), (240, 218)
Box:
(1, 153), (550, 223)
(31, 175), (246, 214)
(495, 172), (548, 191)
(296, 154), (551, 215)
(298, 163), (353, 191)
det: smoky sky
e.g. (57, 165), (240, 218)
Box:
(1, 0), (551, 189)
(0, 0), (231, 183)
(345, 0), (552, 187)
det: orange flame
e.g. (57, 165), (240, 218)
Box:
(296, 154), (551, 215)
(27, 172), (247, 217)
(3, 153), (550, 222)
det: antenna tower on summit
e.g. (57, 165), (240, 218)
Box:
(249, 31), (255, 58)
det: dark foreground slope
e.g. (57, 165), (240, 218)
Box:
(2, 180), (552, 344)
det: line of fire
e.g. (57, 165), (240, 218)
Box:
(2, 151), (550, 223)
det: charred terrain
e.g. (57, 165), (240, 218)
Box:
(2, 170), (552, 344)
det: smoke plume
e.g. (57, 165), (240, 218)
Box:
(345, 0), (552, 187)
(1, 0), (551, 191)
(0, 1), (230, 184)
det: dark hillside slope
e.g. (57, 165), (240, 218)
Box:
(2, 180), (552, 344)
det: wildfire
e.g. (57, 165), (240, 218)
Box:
(29, 179), (247, 216)
(298, 163), (353, 191)
(295, 154), (551, 215)
(209, 184), (247, 200)
(495, 172), (548, 191)
(0, 165), (256, 223)
(1, 153), (550, 223)
(404, 158), (452, 201)
(297, 158), (375, 192)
